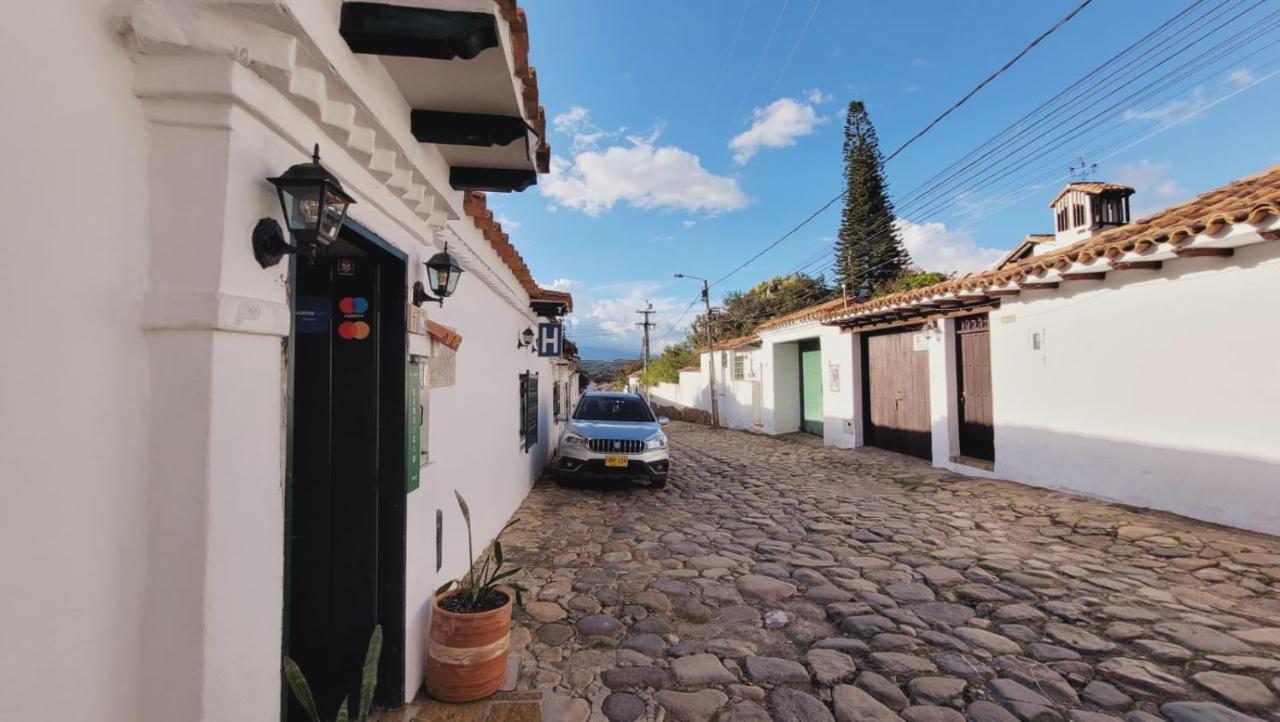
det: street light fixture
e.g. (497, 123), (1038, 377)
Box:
(674, 272), (719, 428)
(255, 144), (355, 268)
(412, 242), (464, 307)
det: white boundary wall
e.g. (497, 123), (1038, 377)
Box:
(0, 2), (568, 719)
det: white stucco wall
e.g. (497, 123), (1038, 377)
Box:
(987, 241), (1280, 535)
(0, 1), (569, 718)
(0, 2), (149, 720)
(757, 323), (858, 446)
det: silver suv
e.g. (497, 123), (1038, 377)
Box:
(555, 392), (670, 488)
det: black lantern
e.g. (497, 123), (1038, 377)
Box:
(517, 326), (535, 349)
(255, 144), (355, 267)
(412, 243), (464, 307)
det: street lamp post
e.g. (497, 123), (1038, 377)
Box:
(674, 273), (719, 429)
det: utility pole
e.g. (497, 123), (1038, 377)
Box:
(635, 301), (654, 399)
(674, 273), (719, 428)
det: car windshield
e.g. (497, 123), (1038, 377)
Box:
(574, 396), (655, 422)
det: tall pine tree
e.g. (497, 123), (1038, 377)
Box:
(835, 101), (911, 295)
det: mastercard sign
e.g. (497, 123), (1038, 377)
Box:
(338, 296), (369, 314)
(338, 321), (371, 340)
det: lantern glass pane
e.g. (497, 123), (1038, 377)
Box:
(444, 265), (462, 295)
(428, 265), (450, 297)
(318, 188), (347, 242)
(282, 186), (321, 230)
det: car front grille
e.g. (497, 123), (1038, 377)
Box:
(588, 438), (645, 454)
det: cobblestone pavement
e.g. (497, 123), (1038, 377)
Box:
(503, 422), (1280, 722)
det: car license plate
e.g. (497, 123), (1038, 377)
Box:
(604, 455), (628, 468)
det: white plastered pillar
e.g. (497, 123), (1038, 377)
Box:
(137, 95), (290, 720)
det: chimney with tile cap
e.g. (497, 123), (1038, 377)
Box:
(1046, 182), (1134, 252)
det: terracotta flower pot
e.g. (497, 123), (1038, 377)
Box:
(425, 589), (513, 703)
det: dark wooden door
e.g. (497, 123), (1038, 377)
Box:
(862, 329), (932, 460)
(955, 314), (994, 461)
(287, 231), (406, 718)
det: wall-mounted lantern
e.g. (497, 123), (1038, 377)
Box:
(412, 243), (464, 307)
(254, 144), (355, 268)
(516, 327), (535, 350)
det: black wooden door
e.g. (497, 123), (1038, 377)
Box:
(862, 328), (932, 460)
(285, 223), (408, 720)
(955, 314), (994, 461)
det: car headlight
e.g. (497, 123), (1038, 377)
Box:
(563, 433), (588, 447)
(646, 434), (667, 450)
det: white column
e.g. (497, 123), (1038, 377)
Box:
(928, 318), (959, 467)
(138, 100), (290, 722)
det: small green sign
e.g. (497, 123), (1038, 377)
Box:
(406, 360), (421, 493)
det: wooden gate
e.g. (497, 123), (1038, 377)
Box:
(861, 328), (931, 460)
(955, 314), (994, 461)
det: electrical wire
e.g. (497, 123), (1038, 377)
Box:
(709, 0), (1098, 289)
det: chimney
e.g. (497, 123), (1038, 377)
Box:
(1045, 182), (1135, 252)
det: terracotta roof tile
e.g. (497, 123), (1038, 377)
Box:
(427, 319), (463, 351)
(1049, 181), (1134, 206)
(697, 333), (759, 353)
(755, 297), (849, 332)
(462, 190), (572, 310)
(824, 164), (1280, 323)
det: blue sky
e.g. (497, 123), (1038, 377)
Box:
(488, 0), (1280, 359)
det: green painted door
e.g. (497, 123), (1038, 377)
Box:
(799, 340), (823, 436)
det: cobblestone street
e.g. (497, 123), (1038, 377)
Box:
(503, 422), (1280, 722)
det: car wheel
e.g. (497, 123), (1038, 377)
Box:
(650, 475), (667, 489)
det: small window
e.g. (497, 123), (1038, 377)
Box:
(733, 354), (746, 380)
(1072, 202), (1085, 227)
(553, 379), (562, 418)
(519, 371), (538, 452)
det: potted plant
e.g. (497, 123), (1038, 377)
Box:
(426, 491), (523, 703)
(283, 625), (382, 722)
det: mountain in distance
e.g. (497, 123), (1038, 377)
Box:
(578, 358), (641, 385)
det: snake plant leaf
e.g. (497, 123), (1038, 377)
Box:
(336, 697), (350, 722)
(282, 657), (322, 722)
(454, 490), (470, 525)
(435, 579), (456, 597)
(357, 625), (383, 722)
(493, 540), (503, 567)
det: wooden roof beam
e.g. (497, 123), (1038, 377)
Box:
(1174, 246), (1234, 258)
(1110, 260), (1162, 271)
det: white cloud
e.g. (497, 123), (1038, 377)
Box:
(553, 106), (590, 133)
(1110, 160), (1184, 218)
(682, 220), (696, 228)
(545, 278), (582, 292)
(494, 215), (521, 230)
(1230, 68), (1257, 87)
(1124, 87), (1210, 126)
(567, 282), (688, 352)
(541, 124), (748, 216)
(729, 93), (829, 164)
(894, 219), (1004, 274)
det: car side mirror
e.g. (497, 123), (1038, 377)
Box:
(658, 416), (669, 425)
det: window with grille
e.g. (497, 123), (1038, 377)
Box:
(519, 371), (538, 452)
(733, 354), (745, 380)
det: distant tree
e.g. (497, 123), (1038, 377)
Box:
(690, 272), (835, 342)
(872, 268), (952, 297)
(835, 101), (911, 294)
(640, 342), (695, 386)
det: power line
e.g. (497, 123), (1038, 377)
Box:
(767, 0), (823, 99)
(778, 0), (1273, 282)
(709, 0), (1096, 288)
(730, 0), (792, 127)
